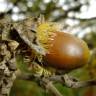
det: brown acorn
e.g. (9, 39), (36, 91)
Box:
(36, 22), (90, 70)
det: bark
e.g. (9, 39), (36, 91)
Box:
(0, 41), (18, 96)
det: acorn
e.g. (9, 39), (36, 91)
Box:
(36, 22), (90, 70)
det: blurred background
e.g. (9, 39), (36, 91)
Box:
(1, 0), (96, 96)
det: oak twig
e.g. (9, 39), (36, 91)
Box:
(16, 71), (96, 96)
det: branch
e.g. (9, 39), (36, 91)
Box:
(17, 73), (96, 88)
(16, 71), (63, 96)
(40, 78), (63, 96)
(70, 17), (96, 21)
(62, 74), (96, 88)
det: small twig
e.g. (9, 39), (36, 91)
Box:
(16, 71), (63, 96)
(62, 74), (96, 88)
(17, 72), (96, 88)
(69, 17), (96, 22)
(41, 78), (63, 96)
